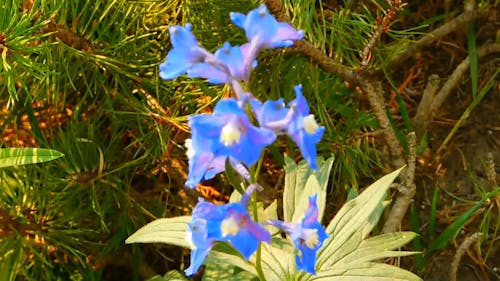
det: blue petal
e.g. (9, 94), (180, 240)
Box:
(231, 5), (303, 51)
(185, 244), (212, 276)
(185, 152), (215, 188)
(243, 5), (279, 44)
(295, 245), (317, 274)
(222, 204), (270, 260)
(229, 12), (246, 29)
(159, 24), (205, 80)
(251, 98), (288, 126)
(289, 84), (310, 115)
(169, 24), (198, 49)
(215, 42), (250, 81)
(159, 48), (192, 80)
(229, 124), (276, 165)
(291, 127), (325, 170)
(187, 62), (229, 84)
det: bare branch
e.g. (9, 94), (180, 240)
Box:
(430, 42), (500, 121)
(449, 233), (482, 281)
(386, 9), (483, 70)
(382, 132), (417, 233)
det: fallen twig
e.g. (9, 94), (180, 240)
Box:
(430, 42), (500, 122)
(413, 74), (441, 140)
(449, 232), (482, 281)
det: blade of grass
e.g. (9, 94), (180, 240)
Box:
(428, 189), (500, 252)
(437, 69), (499, 154)
(428, 186), (439, 240)
(410, 203), (424, 273)
(467, 23), (478, 98)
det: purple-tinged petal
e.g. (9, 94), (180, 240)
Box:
(276, 22), (305, 41)
(187, 62), (228, 84)
(230, 5), (303, 51)
(303, 194), (319, 225)
(267, 195), (328, 275)
(220, 203), (270, 260)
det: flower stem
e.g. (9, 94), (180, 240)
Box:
(250, 155), (266, 280)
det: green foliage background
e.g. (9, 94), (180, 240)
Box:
(1, 0), (498, 280)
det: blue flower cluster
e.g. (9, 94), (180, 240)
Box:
(159, 4), (328, 276)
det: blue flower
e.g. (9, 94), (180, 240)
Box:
(185, 200), (225, 276)
(230, 4), (303, 74)
(188, 42), (257, 83)
(250, 85), (324, 169)
(159, 24), (207, 80)
(185, 99), (276, 188)
(268, 194), (328, 274)
(185, 186), (270, 276)
(230, 4), (304, 50)
(286, 85), (325, 169)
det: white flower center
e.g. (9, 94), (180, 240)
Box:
(220, 122), (241, 146)
(185, 228), (196, 249)
(303, 115), (319, 135)
(185, 139), (195, 159)
(221, 216), (240, 237)
(302, 228), (319, 249)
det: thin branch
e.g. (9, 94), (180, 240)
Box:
(430, 42), (500, 121)
(361, 0), (407, 67)
(449, 232), (482, 281)
(413, 74), (441, 139)
(382, 132), (417, 233)
(386, 9), (483, 70)
(266, 0), (406, 168)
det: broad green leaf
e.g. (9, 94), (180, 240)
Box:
(259, 238), (296, 281)
(125, 216), (191, 248)
(318, 167), (403, 268)
(203, 261), (235, 281)
(308, 167), (421, 281)
(283, 156), (334, 223)
(206, 243), (257, 276)
(311, 262), (422, 281)
(146, 270), (188, 281)
(0, 148), (64, 168)
(336, 232), (419, 265)
(233, 271), (259, 281)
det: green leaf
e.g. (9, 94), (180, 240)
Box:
(203, 261), (235, 281)
(146, 270), (189, 281)
(336, 232), (419, 265)
(0, 148), (64, 168)
(310, 167), (421, 281)
(125, 216), (191, 248)
(319, 168), (404, 268)
(428, 190), (498, 252)
(259, 239), (296, 281)
(312, 262), (422, 281)
(283, 156), (334, 223)
(206, 243), (258, 276)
